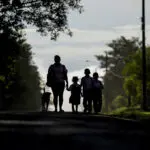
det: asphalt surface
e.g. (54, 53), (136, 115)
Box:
(0, 112), (149, 150)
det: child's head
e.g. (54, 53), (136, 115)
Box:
(72, 76), (79, 83)
(84, 68), (91, 76)
(93, 72), (99, 79)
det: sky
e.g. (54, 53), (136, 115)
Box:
(25, 0), (150, 111)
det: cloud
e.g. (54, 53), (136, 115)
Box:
(113, 24), (150, 31)
(33, 57), (47, 80)
(68, 0), (150, 30)
(27, 25), (150, 47)
(68, 65), (105, 81)
(26, 23), (150, 76)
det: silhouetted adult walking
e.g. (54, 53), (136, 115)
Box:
(46, 55), (68, 112)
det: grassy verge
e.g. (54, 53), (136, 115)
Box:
(108, 106), (150, 121)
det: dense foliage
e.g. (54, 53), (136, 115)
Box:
(0, 0), (83, 40)
(0, 31), (41, 110)
(96, 36), (144, 112)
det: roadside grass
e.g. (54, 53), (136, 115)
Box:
(108, 106), (150, 121)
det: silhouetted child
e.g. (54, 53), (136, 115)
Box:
(92, 72), (104, 113)
(41, 88), (51, 112)
(67, 76), (81, 113)
(81, 68), (93, 113)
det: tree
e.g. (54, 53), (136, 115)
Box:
(0, 31), (41, 110)
(112, 95), (128, 110)
(95, 37), (141, 112)
(122, 47), (150, 107)
(12, 41), (42, 110)
(96, 36), (140, 74)
(0, 31), (21, 109)
(0, 0), (83, 40)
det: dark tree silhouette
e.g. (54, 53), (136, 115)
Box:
(0, 0), (83, 40)
(0, 31), (41, 110)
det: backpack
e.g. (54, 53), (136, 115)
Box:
(81, 76), (93, 91)
(46, 64), (67, 87)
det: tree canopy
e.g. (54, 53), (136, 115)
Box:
(0, 31), (41, 110)
(96, 36), (141, 112)
(0, 0), (83, 40)
(122, 47), (150, 106)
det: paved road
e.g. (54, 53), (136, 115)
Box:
(0, 112), (149, 150)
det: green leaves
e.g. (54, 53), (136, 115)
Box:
(112, 95), (128, 109)
(122, 47), (150, 106)
(0, 76), (5, 82)
(123, 76), (138, 95)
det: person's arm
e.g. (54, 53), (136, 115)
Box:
(80, 78), (84, 97)
(100, 81), (104, 89)
(67, 85), (72, 91)
(46, 65), (53, 87)
(66, 75), (69, 89)
(63, 65), (68, 88)
(80, 77), (83, 87)
(79, 85), (83, 97)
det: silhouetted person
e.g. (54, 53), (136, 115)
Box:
(92, 72), (104, 113)
(67, 76), (81, 113)
(46, 55), (68, 112)
(81, 68), (93, 113)
(41, 88), (51, 112)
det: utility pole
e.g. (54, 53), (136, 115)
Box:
(105, 51), (108, 73)
(104, 51), (109, 113)
(141, 0), (147, 110)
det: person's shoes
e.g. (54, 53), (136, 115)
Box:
(84, 109), (87, 113)
(75, 111), (78, 114)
